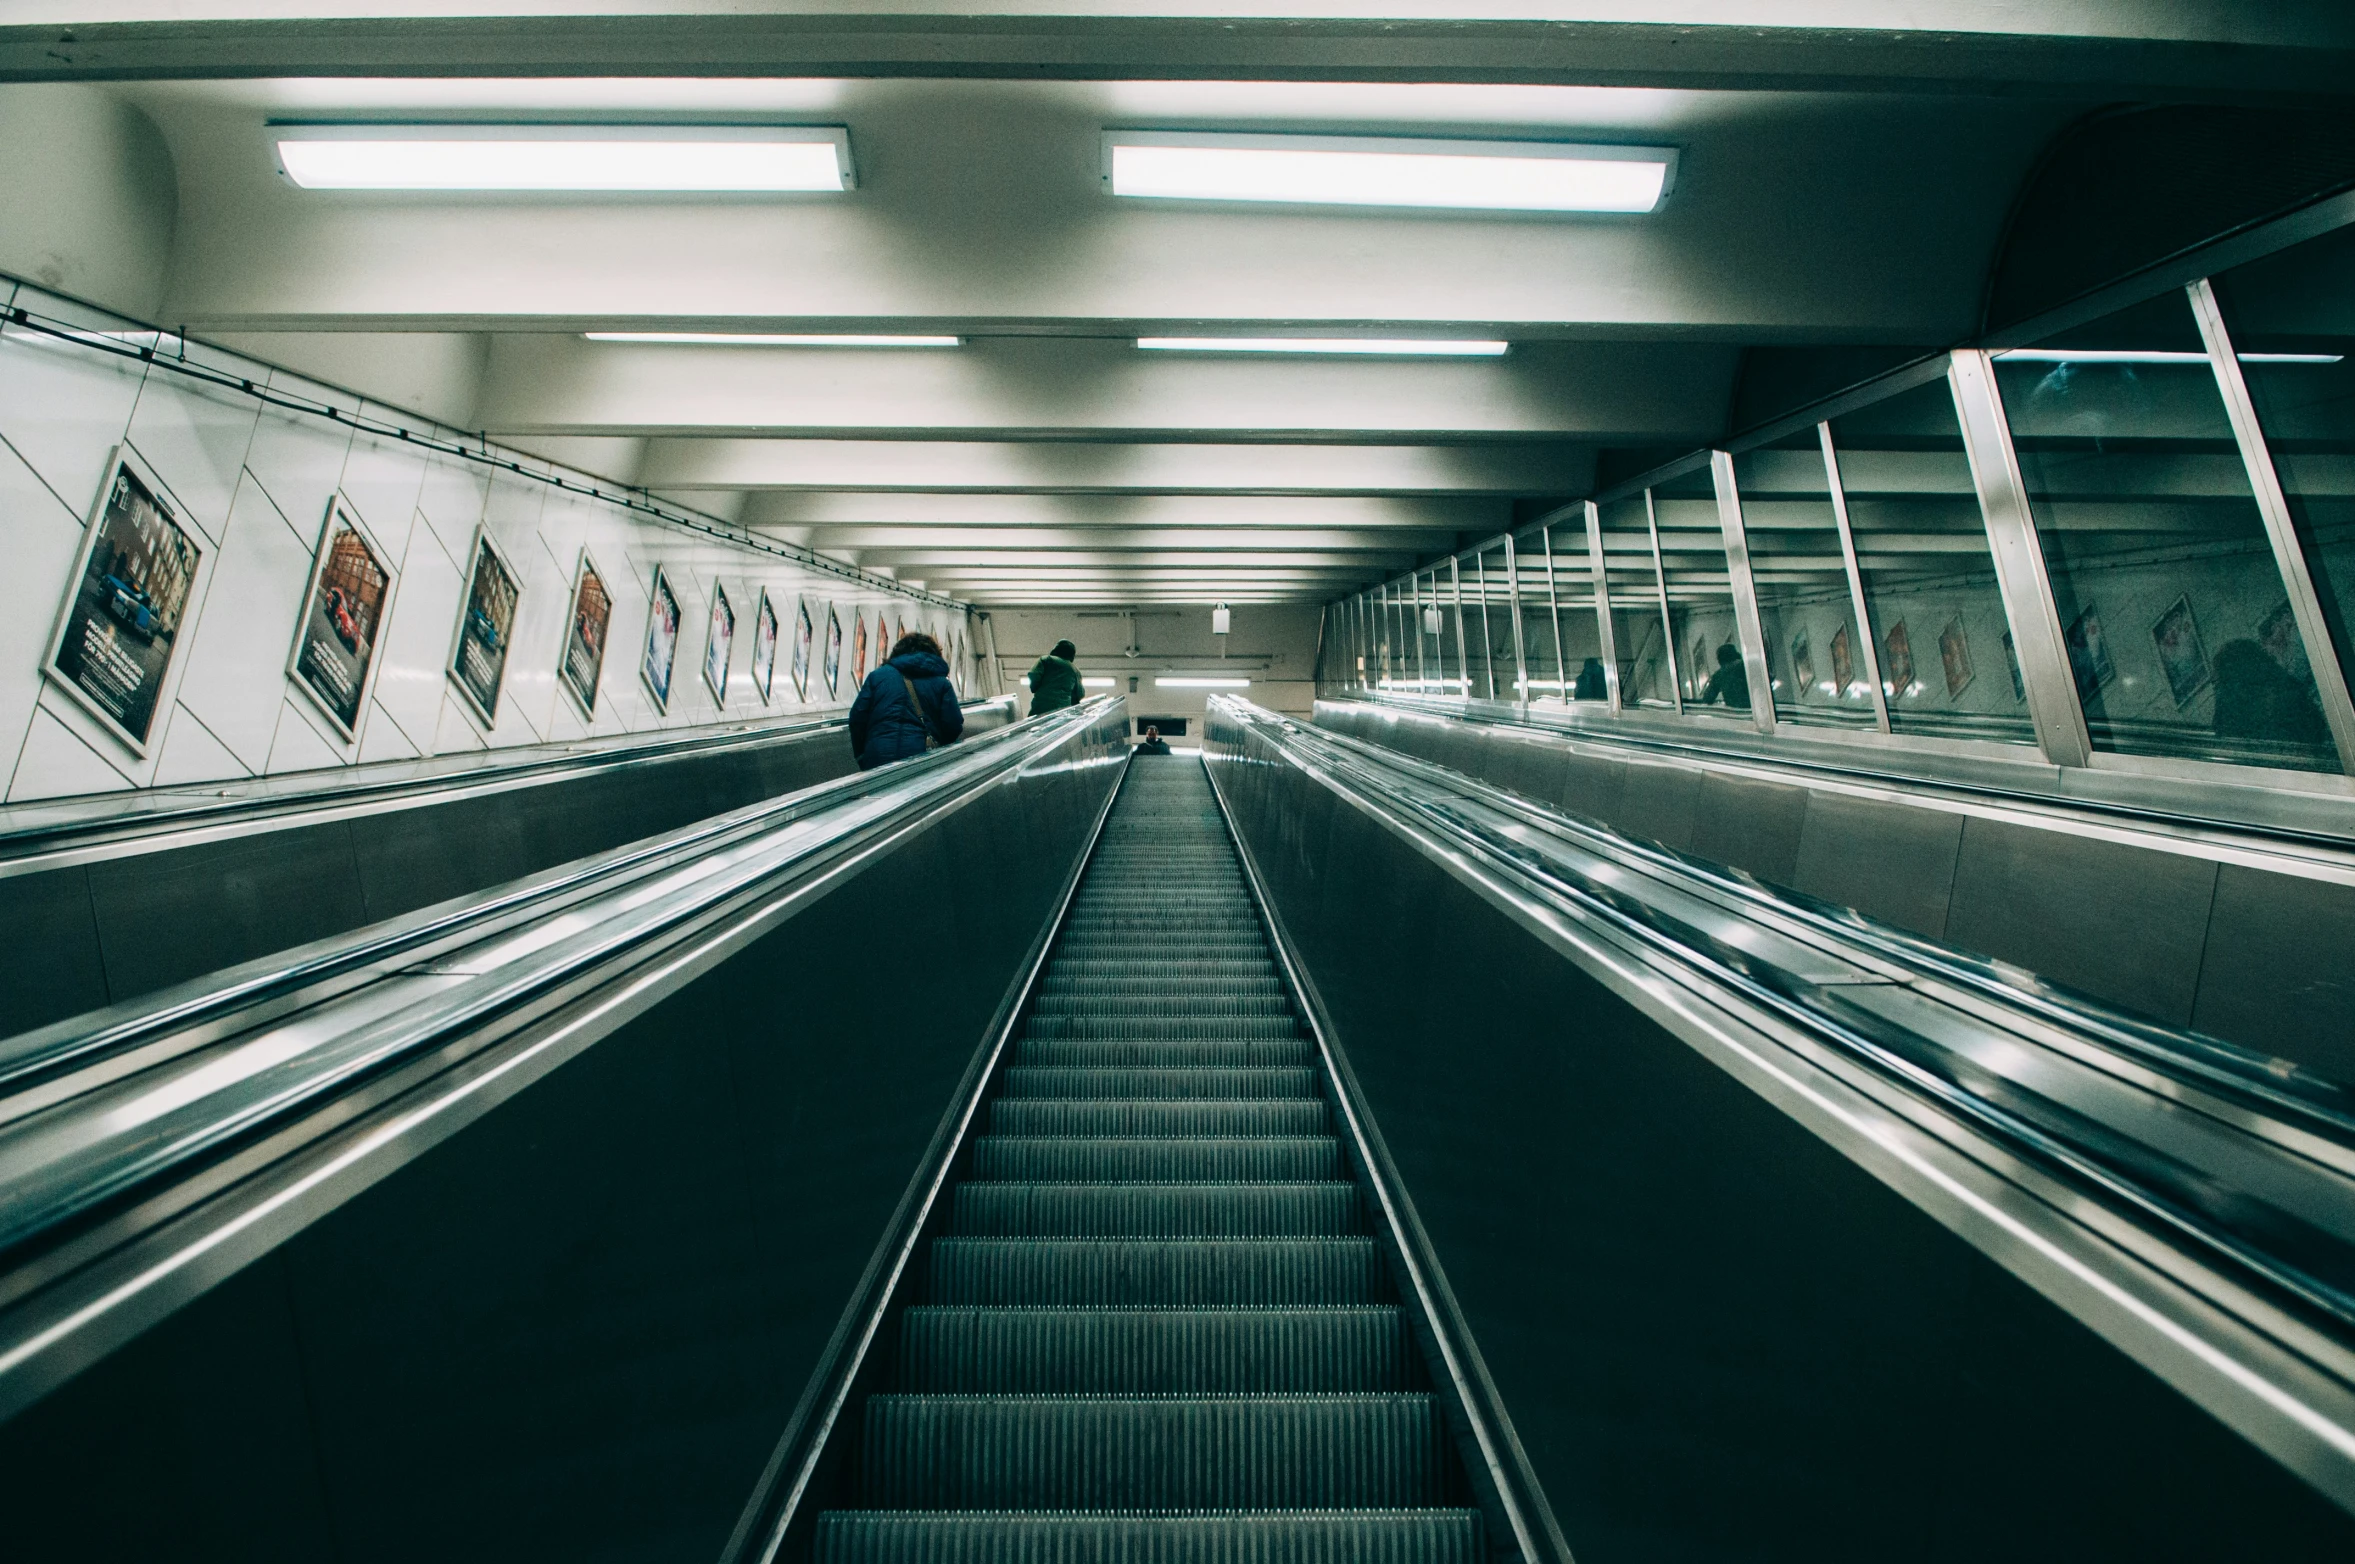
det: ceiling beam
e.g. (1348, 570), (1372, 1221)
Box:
(473, 337), (1732, 443)
(11, 9), (2355, 102)
(635, 438), (1593, 496)
(746, 492), (1507, 533)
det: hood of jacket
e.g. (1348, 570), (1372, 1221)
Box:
(888, 650), (951, 679)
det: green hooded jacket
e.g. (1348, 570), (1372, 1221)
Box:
(1027, 653), (1084, 714)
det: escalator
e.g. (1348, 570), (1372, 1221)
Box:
(813, 758), (1483, 1562)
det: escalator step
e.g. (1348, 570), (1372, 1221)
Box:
(897, 1306), (1411, 1393)
(1022, 1017), (1303, 1041)
(858, 1394), (1447, 1509)
(970, 1136), (1339, 1181)
(951, 1182), (1364, 1238)
(925, 1239), (1387, 1305)
(814, 1510), (1484, 1564)
(986, 1099), (1328, 1137)
(1029, 994), (1293, 1018)
(1014, 1040), (1313, 1070)
(1001, 1066), (1317, 1100)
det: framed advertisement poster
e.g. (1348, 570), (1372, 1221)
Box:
(791, 597), (814, 700)
(751, 589), (780, 704)
(448, 531), (520, 727)
(1881, 618), (1915, 697)
(288, 496), (395, 741)
(703, 579), (736, 704)
(1938, 616), (1974, 700)
(44, 448), (204, 755)
(851, 612), (870, 688)
(560, 549), (613, 718)
(641, 563), (681, 712)
(823, 605), (843, 697)
(894, 614), (907, 651)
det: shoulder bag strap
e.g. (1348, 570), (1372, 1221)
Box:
(895, 666), (938, 744)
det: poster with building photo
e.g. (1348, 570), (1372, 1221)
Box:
(823, 605), (843, 697)
(560, 551), (613, 718)
(45, 449), (202, 754)
(641, 564), (681, 712)
(751, 589), (779, 704)
(792, 598), (814, 699)
(289, 497), (394, 740)
(703, 579), (735, 704)
(448, 532), (520, 727)
(2152, 594), (2212, 708)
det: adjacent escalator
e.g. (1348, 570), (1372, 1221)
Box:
(816, 757), (1482, 1563)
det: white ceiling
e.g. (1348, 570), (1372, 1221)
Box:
(11, 5), (2335, 604)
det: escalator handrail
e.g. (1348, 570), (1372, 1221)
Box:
(1209, 699), (2355, 1345)
(1337, 688), (2355, 860)
(0, 694), (1014, 872)
(0, 697), (1019, 1096)
(0, 699), (1120, 1269)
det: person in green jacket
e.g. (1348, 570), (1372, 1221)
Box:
(1027, 639), (1084, 715)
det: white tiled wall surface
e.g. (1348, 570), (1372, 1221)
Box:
(0, 282), (971, 803)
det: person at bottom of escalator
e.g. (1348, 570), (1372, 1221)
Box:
(849, 631), (965, 770)
(1027, 639), (1084, 716)
(1135, 724), (1172, 756)
(1573, 657), (1609, 701)
(1699, 642), (1750, 711)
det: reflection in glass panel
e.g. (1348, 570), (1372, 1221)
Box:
(1652, 465), (1748, 721)
(1474, 544), (1514, 701)
(1597, 494), (1675, 709)
(1428, 569), (1465, 696)
(1829, 378), (2035, 745)
(1734, 434), (1873, 729)
(2212, 225), (2355, 761)
(1515, 531), (1563, 703)
(1550, 522), (1611, 702)
(1996, 291), (2340, 773)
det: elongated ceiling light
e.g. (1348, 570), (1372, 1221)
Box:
(273, 124), (853, 191)
(1156, 675), (1251, 689)
(1137, 337), (1506, 356)
(585, 333), (958, 347)
(1106, 132), (1673, 213)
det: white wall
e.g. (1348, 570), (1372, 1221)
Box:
(987, 605), (1321, 737)
(0, 85), (177, 320)
(0, 279), (967, 804)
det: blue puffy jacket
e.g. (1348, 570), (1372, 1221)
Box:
(848, 650), (964, 769)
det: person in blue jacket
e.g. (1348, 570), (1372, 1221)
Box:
(849, 630), (965, 769)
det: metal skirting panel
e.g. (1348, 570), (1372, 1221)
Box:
(1314, 703), (2355, 1081)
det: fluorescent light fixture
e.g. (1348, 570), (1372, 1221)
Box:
(1137, 337), (1507, 357)
(272, 124), (853, 191)
(1994, 348), (2344, 365)
(1156, 675), (1251, 689)
(1083, 677), (1117, 688)
(1105, 131), (1673, 213)
(584, 333), (958, 347)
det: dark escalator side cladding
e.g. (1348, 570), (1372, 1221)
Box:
(818, 758), (1481, 1564)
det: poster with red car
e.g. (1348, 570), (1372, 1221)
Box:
(289, 496), (395, 740)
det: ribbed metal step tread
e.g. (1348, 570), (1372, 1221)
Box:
(859, 1394), (1447, 1509)
(898, 1306), (1411, 1393)
(1029, 995), (1294, 1019)
(1002, 1066), (1317, 1100)
(1023, 1017), (1302, 1041)
(952, 1182), (1364, 1238)
(987, 1100), (1329, 1137)
(1015, 1041), (1313, 1070)
(970, 1136), (1340, 1181)
(926, 1239), (1387, 1305)
(814, 1510), (1484, 1564)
